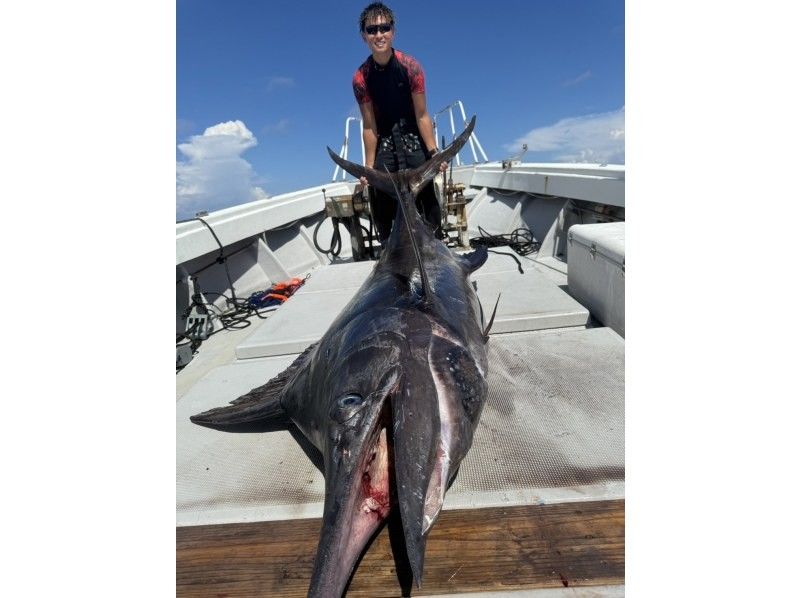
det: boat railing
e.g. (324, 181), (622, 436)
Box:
(331, 117), (365, 182)
(432, 100), (489, 166)
(331, 99), (489, 181)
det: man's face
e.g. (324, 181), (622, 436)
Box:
(362, 15), (394, 55)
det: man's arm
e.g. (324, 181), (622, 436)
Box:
(358, 102), (378, 169)
(412, 92), (438, 154)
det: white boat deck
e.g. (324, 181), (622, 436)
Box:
(176, 253), (624, 528)
(236, 253), (590, 359)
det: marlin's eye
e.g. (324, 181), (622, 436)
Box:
(339, 394), (364, 407)
(331, 393), (367, 423)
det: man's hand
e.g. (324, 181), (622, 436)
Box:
(429, 148), (448, 175)
(359, 176), (369, 187)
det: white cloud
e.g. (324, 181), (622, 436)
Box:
(562, 70), (592, 87)
(176, 120), (268, 219)
(262, 118), (290, 135)
(507, 107), (625, 164)
(267, 76), (295, 91)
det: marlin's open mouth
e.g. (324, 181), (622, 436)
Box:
(350, 404), (393, 540)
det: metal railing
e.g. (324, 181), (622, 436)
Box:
(331, 100), (488, 181)
(331, 117), (365, 182)
(432, 100), (489, 166)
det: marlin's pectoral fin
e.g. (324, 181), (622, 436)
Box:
(190, 343), (317, 427)
(459, 244), (488, 273)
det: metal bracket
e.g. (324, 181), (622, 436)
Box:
(502, 144), (528, 170)
(185, 302), (214, 340)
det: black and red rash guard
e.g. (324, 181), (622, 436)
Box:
(352, 49), (426, 137)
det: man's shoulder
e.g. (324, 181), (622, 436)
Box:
(353, 56), (372, 78)
(352, 57), (372, 103)
(393, 49), (423, 70)
(393, 49), (425, 93)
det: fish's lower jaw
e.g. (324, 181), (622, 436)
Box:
(357, 427), (391, 520)
(421, 448), (449, 535)
(309, 422), (392, 597)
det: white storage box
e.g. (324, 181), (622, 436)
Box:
(567, 222), (625, 337)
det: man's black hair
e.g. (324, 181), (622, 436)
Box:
(359, 2), (395, 32)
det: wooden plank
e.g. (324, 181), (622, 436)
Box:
(177, 499), (624, 597)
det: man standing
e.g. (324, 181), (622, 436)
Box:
(352, 2), (445, 241)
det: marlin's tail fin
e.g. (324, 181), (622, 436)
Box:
(408, 116), (476, 196)
(325, 116), (477, 199)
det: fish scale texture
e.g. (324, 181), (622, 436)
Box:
(177, 327), (624, 526)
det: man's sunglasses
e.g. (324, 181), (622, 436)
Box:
(365, 23), (393, 35)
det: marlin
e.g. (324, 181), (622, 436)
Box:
(191, 116), (495, 597)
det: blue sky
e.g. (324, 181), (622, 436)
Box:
(177, 0), (624, 218)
